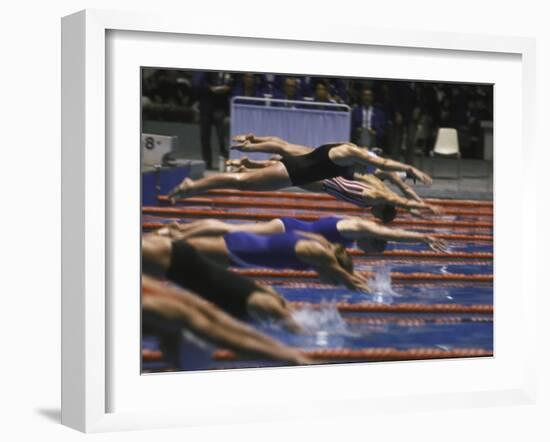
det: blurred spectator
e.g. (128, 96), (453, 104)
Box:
(392, 82), (417, 163)
(313, 80), (334, 103)
(273, 77), (303, 107)
(141, 69), (195, 122)
(351, 88), (386, 148)
(231, 73), (264, 105)
(328, 78), (348, 104)
(194, 71), (233, 169)
(305, 77), (348, 104)
(259, 74), (277, 96)
(142, 68), (493, 162)
(306, 80), (339, 110)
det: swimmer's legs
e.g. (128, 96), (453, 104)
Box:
(168, 162), (292, 201)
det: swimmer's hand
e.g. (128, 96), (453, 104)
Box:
(410, 167), (432, 185)
(426, 204), (444, 216)
(409, 208), (426, 219)
(293, 353), (314, 365)
(425, 236), (449, 253)
(350, 273), (370, 292)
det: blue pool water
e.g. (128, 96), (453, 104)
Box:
(141, 203), (493, 372)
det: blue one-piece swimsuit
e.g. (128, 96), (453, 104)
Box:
(278, 216), (355, 248)
(224, 231), (311, 269)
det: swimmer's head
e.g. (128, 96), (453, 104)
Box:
(371, 204), (397, 223)
(333, 243), (354, 274)
(319, 245), (354, 285)
(355, 237), (388, 254)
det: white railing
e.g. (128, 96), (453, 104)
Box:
(230, 96), (352, 161)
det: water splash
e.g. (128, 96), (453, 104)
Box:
(415, 285), (452, 301)
(367, 266), (402, 301)
(291, 300), (355, 336)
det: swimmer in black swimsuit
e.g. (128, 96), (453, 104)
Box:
(142, 235), (301, 331)
(155, 216), (448, 254)
(224, 134), (442, 220)
(167, 134), (432, 202)
(142, 275), (311, 365)
(149, 230), (369, 292)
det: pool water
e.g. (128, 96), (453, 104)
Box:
(142, 199), (493, 372)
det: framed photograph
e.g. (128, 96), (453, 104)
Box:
(61, 9), (537, 433)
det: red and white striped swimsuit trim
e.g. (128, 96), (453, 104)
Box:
(322, 176), (372, 208)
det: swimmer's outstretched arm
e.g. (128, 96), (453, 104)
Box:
(351, 219), (449, 253)
(374, 170), (423, 202)
(142, 276), (311, 365)
(344, 145), (432, 185)
(377, 190), (443, 216)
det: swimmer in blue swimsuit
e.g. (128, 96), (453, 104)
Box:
(155, 216), (448, 254)
(143, 235), (305, 332)
(176, 230), (370, 291)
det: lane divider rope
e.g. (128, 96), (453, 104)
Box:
(143, 207), (493, 229)
(199, 189), (494, 208)
(288, 302), (493, 313)
(212, 347), (492, 362)
(144, 343), (493, 363)
(344, 315), (493, 325)
(233, 268), (493, 282)
(159, 195), (493, 217)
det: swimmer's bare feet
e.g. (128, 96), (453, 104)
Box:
(225, 157), (248, 167)
(225, 159), (241, 168)
(232, 133), (254, 143)
(225, 157), (252, 173)
(230, 140), (254, 152)
(168, 178), (195, 204)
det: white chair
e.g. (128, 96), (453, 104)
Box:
(430, 127), (461, 183)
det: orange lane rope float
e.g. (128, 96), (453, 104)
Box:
(159, 195), (493, 217)
(142, 207), (493, 229)
(343, 316), (493, 326)
(212, 347), (492, 362)
(288, 302), (493, 314)
(142, 349), (163, 361)
(261, 280), (491, 289)
(349, 249), (493, 259)
(200, 189), (494, 208)
(144, 343), (492, 364)
(233, 268), (493, 283)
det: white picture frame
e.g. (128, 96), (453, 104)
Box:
(61, 9), (538, 433)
